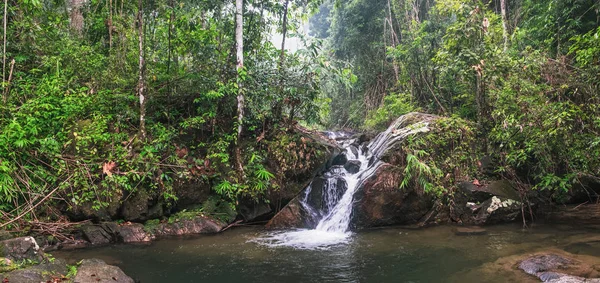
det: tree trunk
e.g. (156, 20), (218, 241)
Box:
(273, 0), (289, 124)
(2, 0), (7, 97)
(137, 0), (146, 140)
(500, 0), (509, 51)
(108, 0), (113, 50)
(235, 0), (245, 178)
(68, 0), (86, 35)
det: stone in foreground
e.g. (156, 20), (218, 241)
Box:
(74, 258), (134, 283)
(0, 237), (43, 262)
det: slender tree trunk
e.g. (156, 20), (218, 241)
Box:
(68, 0), (85, 35)
(2, 0), (7, 98)
(137, 0), (146, 140)
(500, 0), (509, 51)
(387, 0), (399, 82)
(108, 0), (113, 50)
(235, 0), (245, 178)
(273, 0), (289, 123)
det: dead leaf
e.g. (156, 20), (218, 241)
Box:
(473, 179), (482, 187)
(102, 161), (116, 177)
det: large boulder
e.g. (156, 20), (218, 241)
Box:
(350, 164), (434, 229)
(0, 237), (43, 262)
(73, 259), (134, 283)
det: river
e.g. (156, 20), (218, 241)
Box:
(52, 223), (600, 282)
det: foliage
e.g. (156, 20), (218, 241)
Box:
(364, 92), (418, 131)
(0, 0), (329, 225)
(398, 117), (480, 197)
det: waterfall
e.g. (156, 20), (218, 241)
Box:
(254, 113), (432, 249)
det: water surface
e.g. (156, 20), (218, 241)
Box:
(53, 224), (600, 283)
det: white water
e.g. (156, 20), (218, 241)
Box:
(255, 114), (431, 250)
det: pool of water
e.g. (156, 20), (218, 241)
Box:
(52, 224), (600, 283)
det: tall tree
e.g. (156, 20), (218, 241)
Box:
(235, 0), (245, 177)
(500, 0), (509, 51)
(138, 0), (147, 140)
(68, 0), (86, 35)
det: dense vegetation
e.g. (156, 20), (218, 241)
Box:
(0, 0), (336, 227)
(0, 0), (599, 228)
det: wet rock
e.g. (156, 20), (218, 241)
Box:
(0, 237), (43, 262)
(266, 198), (314, 229)
(117, 223), (153, 243)
(350, 165), (434, 229)
(344, 160), (361, 174)
(519, 254), (572, 276)
(1, 259), (68, 283)
(81, 225), (114, 245)
(152, 216), (226, 236)
(121, 189), (149, 222)
(74, 259), (134, 283)
(237, 197), (272, 222)
(517, 253), (600, 282)
(454, 226), (487, 236)
(348, 146), (359, 158)
(331, 153), (348, 166)
(306, 177), (347, 215)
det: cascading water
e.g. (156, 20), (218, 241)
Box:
(254, 114), (432, 250)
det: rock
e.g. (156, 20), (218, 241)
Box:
(266, 198), (314, 229)
(350, 164), (434, 229)
(0, 237), (43, 262)
(519, 254), (572, 276)
(147, 203), (164, 219)
(81, 225), (114, 245)
(153, 216), (226, 236)
(1, 259), (68, 283)
(348, 146), (359, 158)
(330, 153), (348, 166)
(237, 198), (272, 222)
(541, 204), (600, 225)
(516, 252), (600, 282)
(454, 226), (487, 236)
(344, 160), (361, 174)
(121, 189), (149, 222)
(476, 196), (521, 224)
(172, 178), (212, 209)
(459, 180), (520, 203)
(73, 259), (134, 283)
(117, 223), (153, 243)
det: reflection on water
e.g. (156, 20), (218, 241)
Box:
(52, 224), (600, 283)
